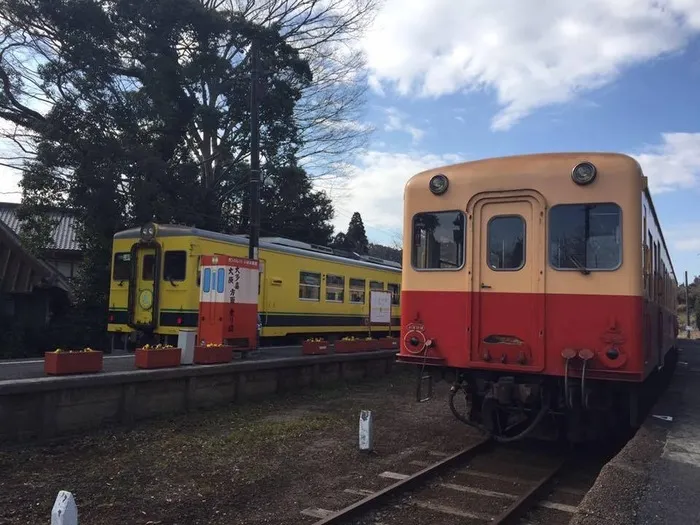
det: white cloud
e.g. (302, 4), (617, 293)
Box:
(383, 107), (425, 143)
(363, 0), (700, 130)
(632, 132), (700, 194)
(320, 150), (466, 241)
(664, 222), (700, 254)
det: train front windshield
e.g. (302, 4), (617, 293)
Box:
(549, 203), (622, 271)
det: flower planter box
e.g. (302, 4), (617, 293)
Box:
(364, 339), (380, 351)
(302, 340), (329, 355)
(135, 347), (182, 369)
(44, 351), (103, 375)
(335, 340), (377, 353)
(379, 337), (399, 350)
(193, 345), (234, 364)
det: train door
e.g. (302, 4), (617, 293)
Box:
(128, 244), (159, 329)
(469, 192), (546, 372)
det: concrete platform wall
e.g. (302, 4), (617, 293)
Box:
(0, 351), (395, 443)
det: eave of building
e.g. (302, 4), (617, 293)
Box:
(0, 220), (74, 299)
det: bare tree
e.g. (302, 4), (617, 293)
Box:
(225, 0), (377, 179)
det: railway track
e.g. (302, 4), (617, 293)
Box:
(301, 437), (604, 525)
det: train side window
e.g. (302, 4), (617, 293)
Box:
(299, 271), (321, 301)
(113, 252), (131, 281)
(349, 278), (365, 303)
(412, 211), (465, 270)
(370, 281), (384, 291)
(142, 254), (155, 280)
(326, 274), (345, 302)
(487, 215), (525, 270)
(163, 251), (187, 282)
(388, 283), (400, 306)
(549, 203), (621, 271)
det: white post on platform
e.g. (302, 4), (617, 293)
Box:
(51, 491), (78, 525)
(359, 410), (373, 452)
(178, 328), (197, 365)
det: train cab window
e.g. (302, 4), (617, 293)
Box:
(349, 278), (365, 303)
(487, 216), (525, 270)
(113, 252), (131, 281)
(299, 271), (321, 301)
(163, 251), (187, 282)
(549, 203), (621, 271)
(412, 211), (465, 270)
(142, 254), (155, 280)
(388, 283), (400, 306)
(326, 274), (345, 302)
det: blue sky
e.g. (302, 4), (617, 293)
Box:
(323, 0), (700, 283)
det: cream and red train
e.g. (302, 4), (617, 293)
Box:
(398, 153), (678, 442)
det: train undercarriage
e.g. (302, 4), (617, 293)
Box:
(418, 346), (678, 443)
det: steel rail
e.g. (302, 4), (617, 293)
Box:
(312, 436), (492, 525)
(490, 456), (568, 525)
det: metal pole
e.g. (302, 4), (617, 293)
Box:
(249, 38), (260, 261)
(686, 271), (690, 330)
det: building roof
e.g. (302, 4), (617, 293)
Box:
(0, 202), (80, 253)
(0, 218), (73, 297)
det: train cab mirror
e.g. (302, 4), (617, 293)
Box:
(571, 162), (597, 185)
(429, 174), (449, 195)
(140, 222), (157, 242)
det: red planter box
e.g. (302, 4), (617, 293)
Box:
(334, 340), (378, 353)
(194, 345), (234, 364)
(379, 337), (399, 350)
(135, 347), (181, 369)
(44, 351), (103, 375)
(302, 340), (329, 355)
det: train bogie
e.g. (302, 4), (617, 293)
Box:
(399, 153), (678, 442)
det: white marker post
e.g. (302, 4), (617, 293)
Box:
(51, 491), (78, 525)
(359, 410), (373, 452)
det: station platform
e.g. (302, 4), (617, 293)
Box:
(573, 339), (700, 525)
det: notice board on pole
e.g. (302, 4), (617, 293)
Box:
(369, 290), (392, 325)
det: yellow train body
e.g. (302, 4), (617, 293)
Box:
(107, 224), (401, 344)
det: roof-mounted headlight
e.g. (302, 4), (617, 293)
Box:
(571, 162), (597, 185)
(140, 222), (157, 242)
(429, 174), (449, 195)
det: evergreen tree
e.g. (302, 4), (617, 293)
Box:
(330, 232), (349, 250)
(345, 212), (369, 254)
(259, 165), (335, 245)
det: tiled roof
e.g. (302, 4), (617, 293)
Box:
(0, 202), (80, 252)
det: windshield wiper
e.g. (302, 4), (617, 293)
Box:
(569, 254), (590, 276)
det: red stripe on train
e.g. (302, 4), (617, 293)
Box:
(399, 290), (675, 382)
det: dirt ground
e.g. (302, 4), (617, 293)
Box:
(0, 368), (482, 525)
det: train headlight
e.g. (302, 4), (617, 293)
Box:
(571, 162), (597, 185)
(606, 347), (620, 360)
(429, 174), (449, 195)
(140, 222), (157, 242)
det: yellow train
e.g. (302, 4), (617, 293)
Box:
(107, 222), (401, 348)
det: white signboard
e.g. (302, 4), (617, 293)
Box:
(199, 256), (259, 305)
(370, 290), (392, 324)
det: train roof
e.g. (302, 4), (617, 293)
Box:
(114, 224), (402, 273)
